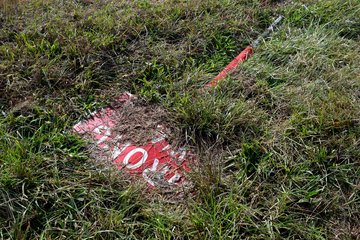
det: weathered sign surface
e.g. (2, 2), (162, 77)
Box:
(73, 92), (192, 187)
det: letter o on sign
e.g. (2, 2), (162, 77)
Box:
(123, 148), (148, 170)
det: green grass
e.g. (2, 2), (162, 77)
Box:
(1, 0), (359, 239)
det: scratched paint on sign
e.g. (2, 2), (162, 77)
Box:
(73, 92), (192, 187)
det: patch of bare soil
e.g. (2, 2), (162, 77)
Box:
(109, 96), (170, 146)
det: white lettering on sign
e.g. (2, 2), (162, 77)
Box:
(168, 172), (181, 184)
(142, 159), (183, 186)
(161, 144), (171, 152)
(93, 125), (111, 145)
(178, 148), (186, 162)
(142, 158), (159, 186)
(169, 148), (187, 163)
(123, 148), (148, 169)
(112, 143), (130, 160)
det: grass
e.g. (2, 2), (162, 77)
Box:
(1, 0), (359, 239)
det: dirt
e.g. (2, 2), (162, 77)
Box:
(110, 97), (170, 146)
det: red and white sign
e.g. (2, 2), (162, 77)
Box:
(73, 92), (192, 188)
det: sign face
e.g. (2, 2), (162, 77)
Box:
(73, 92), (192, 187)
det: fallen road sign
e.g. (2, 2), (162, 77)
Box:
(73, 92), (193, 188)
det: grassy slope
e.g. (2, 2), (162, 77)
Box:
(1, 0), (359, 239)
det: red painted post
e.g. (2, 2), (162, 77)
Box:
(204, 16), (283, 89)
(204, 46), (253, 88)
